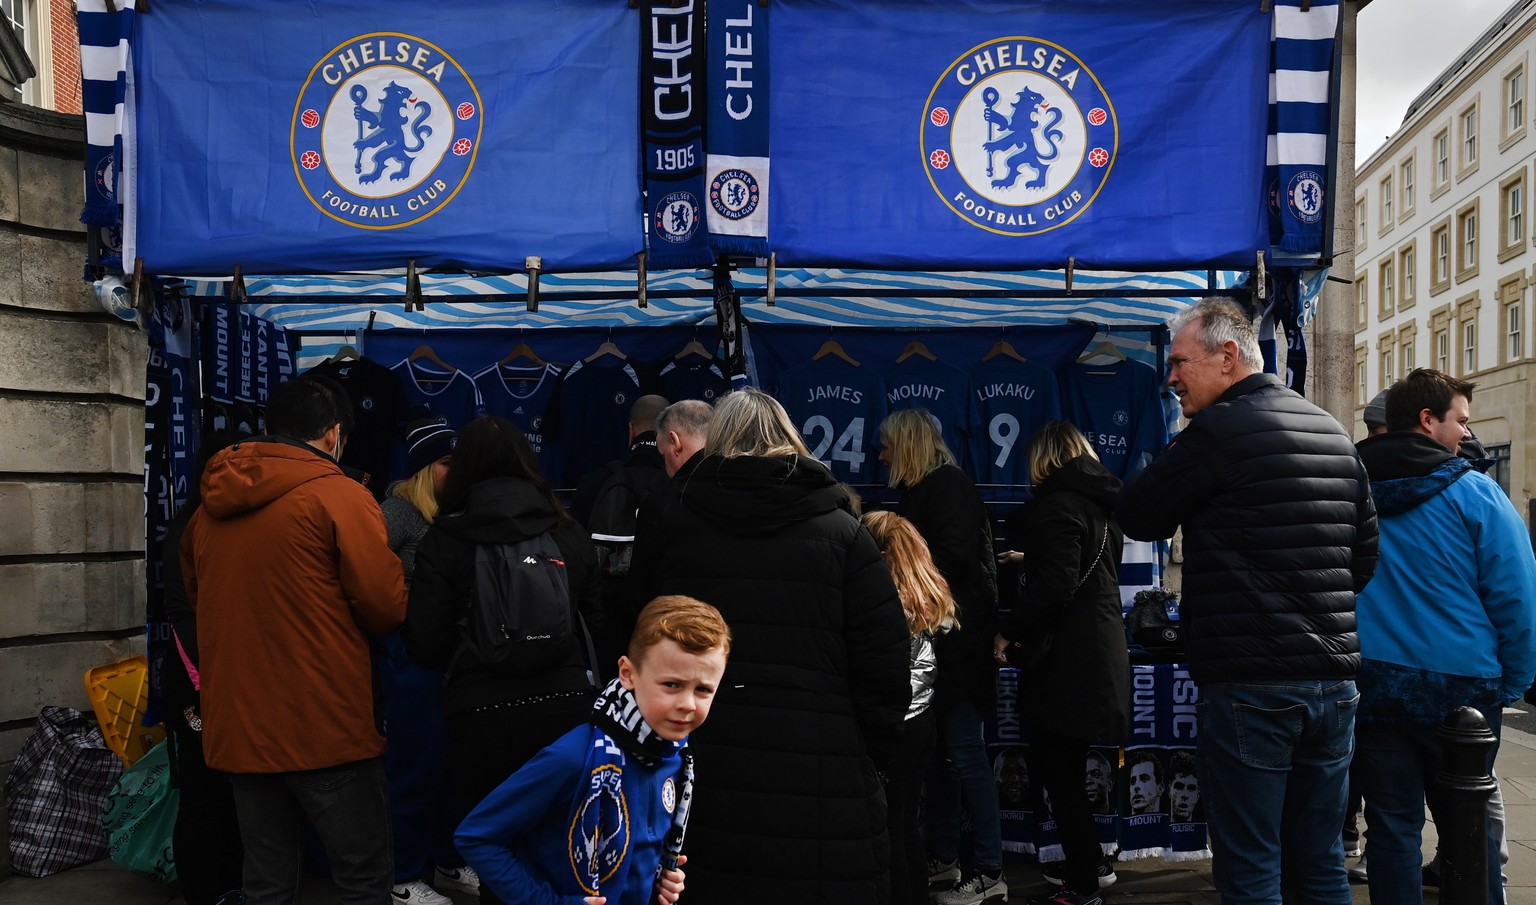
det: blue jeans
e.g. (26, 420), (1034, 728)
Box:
(925, 695), (1003, 872)
(1357, 708), (1504, 905)
(1197, 679), (1357, 905)
(229, 758), (393, 905)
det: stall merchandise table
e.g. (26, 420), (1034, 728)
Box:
(987, 663), (1209, 864)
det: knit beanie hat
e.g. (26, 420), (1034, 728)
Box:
(406, 416), (457, 475)
(1362, 387), (1390, 429)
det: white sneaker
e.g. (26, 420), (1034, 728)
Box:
(392, 880), (453, 905)
(435, 865), (482, 896)
(934, 869), (1008, 905)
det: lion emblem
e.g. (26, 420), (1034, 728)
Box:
(350, 82), (433, 184)
(982, 84), (1064, 190)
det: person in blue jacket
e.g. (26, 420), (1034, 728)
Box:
(455, 595), (731, 905)
(1353, 368), (1536, 905)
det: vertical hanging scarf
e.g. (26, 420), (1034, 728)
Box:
(567, 679), (692, 901)
(640, 0), (713, 268)
(705, 0), (769, 258)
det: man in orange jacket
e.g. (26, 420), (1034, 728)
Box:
(183, 378), (408, 905)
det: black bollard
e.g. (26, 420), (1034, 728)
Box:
(1435, 706), (1498, 905)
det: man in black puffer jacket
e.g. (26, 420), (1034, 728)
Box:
(1116, 298), (1378, 905)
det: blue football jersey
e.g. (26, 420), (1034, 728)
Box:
(656, 357), (728, 403)
(555, 356), (645, 488)
(1059, 359), (1167, 482)
(777, 358), (885, 484)
(880, 357), (974, 465)
(473, 362), (564, 484)
(967, 358), (1062, 486)
(390, 359), (484, 481)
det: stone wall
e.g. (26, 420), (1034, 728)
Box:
(0, 99), (146, 871)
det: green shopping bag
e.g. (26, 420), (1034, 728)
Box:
(100, 739), (178, 883)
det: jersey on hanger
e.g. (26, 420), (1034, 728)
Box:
(554, 356), (645, 489)
(656, 357), (728, 403)
(1059, 359), (1167, 482)
(879, 357), (974, 466)
(967, 358), (1062, 487)
(390, 359), (484, 482)
(777, 358), (885, 485)
(474, 362), (564, 485)
(306, 356), (404, 496)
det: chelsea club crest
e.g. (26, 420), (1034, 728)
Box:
(291, 33), (483, 230)
(922, 38), (1117, 236)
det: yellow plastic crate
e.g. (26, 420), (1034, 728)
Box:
(85, 656), (166, 767)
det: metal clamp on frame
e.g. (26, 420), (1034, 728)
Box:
(636, 252), (648, 309)
(525, 255), (543, 313)
(405, 259), (423, 313)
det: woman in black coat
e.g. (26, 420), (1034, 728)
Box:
(994, 421), (1131, 905)
(402, 415), (602, 905)
(877, 408), (1004, 904)
(631, 388), (911, 905)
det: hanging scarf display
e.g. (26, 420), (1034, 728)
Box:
(567, 679), (693, 901)
(640, 0), (713, 268)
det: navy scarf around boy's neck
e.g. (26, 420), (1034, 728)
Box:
(566, 678), (694, 902)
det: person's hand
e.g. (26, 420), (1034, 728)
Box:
(655, 854), (687, 905)
(993, 633), (1014, 664)
(997, 550), (1025, 567)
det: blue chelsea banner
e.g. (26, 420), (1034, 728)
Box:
(130, 0), (641, 275)
(767, 0), (1272, 271)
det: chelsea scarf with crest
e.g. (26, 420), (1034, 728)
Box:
(568, 679), (695, 901)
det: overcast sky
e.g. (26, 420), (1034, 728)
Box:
(1356, 0), (1514, 167)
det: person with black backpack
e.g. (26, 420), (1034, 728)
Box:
(402, 415), (603, 905)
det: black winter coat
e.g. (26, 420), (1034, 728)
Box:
(402, 477), (602, 714)
(898, 463), (1000, 712)
(631, 453), (910, 905)
(1000, 456), (1130, 743)
(1116, 373), (1379, 682)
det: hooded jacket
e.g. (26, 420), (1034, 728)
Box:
(1354, 431), (1536, 724)
(630, 453), (910, 905)
(182, 437), (407, 774)
(403, 477), (602, 715)
(1116, 373), (1379, 681)
(1001, 455), (1131, 743)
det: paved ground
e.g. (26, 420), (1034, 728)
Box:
(4, 717), (1536, 904)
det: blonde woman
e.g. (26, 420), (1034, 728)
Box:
(379, 417), (480, 904)
(878, 408), (1004, 905)
(630, 388), (910, 905)
(993, 421), (1129, 905)
(862, 510), (958, 905)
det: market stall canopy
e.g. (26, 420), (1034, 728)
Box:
(83, 0), (1342, 277)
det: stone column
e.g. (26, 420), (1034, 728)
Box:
(0, 102), (146, 869)
(1308, 0), (1361, 426)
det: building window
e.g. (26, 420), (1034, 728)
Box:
(1379, 345), (1394, 387)
(1508, 300), (1523, 361)
(1356, 199), (1367, 249)
(1461, 103), (1479, 171)
(1457, 204), (1479, 279)
(1356, 273), (1368, 326)
(1434, 128), (1451, 189)
(1401, 336), (1416, 372)
(1401, 246), (1417, 304)
(0, 0), (38, 107)
(1463, 318), (1478, 372)
(1485, 442), (1512, 497)
(1508, 67), (1526, 136)
(1379, 259), (1394, 315)
(1432, 222), (1451, 290)
(1401, 158), (1415, 215)
(1436, 328), (1449, 371)
(1380, 175), (1393, 227)
(1500, 174), (1527, 262)
(1509, 184), (1524, 246)
(1355, 355), (1367, 406)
